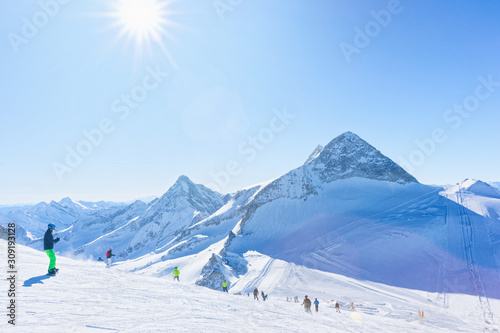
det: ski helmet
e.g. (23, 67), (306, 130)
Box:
(48, 223), (56, 229)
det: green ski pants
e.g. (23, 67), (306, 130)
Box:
(45, 249), (56, 270)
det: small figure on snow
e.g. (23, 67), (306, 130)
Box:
(302, 295), (312, 314)
(253, 287), (259, 300)
(314, 298), (319, 312)
(222, 280), (228, 292)
(44, 224), (60, 275)
(261, 291), (265, 301)
(335, 301), (341, 313)
(173, 267), (180, 282)
(106, 247), (115, 268)
(294, 296), (299, 303)
(97, 257), (104, 262)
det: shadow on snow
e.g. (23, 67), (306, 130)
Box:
(23, 274), (54, 287)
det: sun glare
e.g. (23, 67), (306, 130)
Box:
(111, 0), (169, 43)
(107, 0), (178, 66)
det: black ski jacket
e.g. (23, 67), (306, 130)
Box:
(44, 229), (55, 250)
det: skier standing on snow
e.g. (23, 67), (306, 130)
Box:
(302, 295), (312, 314)
(314, 298), (319, 312)
(335, 301), (341, 313)
(222, 280), (228, 292)
(253, 287), (259, 300)
(173, 267), (180, 281)
(106, 247), (115, 268)
(44, 224), (60, 275)
(261, 291), (265, 301)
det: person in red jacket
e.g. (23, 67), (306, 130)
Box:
(105, 247), (115, 268)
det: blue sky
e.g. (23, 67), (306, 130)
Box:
(1, 0), (499, 204)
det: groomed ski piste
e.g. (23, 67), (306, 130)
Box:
(2, 243), (499, 332)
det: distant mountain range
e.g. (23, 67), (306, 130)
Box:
(0, 198), (132, 241)
(3, 132), (500, 300)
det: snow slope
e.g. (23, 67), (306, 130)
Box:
(2, 242), (499, 332)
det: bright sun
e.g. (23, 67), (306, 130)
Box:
(106, 0), (181, 69)
(111, 0), (169, 44)
(107, 0), (178, 65)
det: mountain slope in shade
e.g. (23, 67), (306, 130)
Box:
(490, 182), (500, 192)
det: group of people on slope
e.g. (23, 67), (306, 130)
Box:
(301, 296), (341, 314)
(97, 247), (115, 267)
(301, 296), (320, 314)
(253, 287), (268, 301)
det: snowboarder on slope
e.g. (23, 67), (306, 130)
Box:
(302, 296), (312, 314)
(173, 267), (180, 281)
(261, 291), (265, 301)
(253, 287), (259, 300)
(314, 298), (319, 312)
(105, 247), (115, 268)
(222, 280), (228, 292)
(44, 224), (60, 275)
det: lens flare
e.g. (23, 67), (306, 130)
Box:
(106, 0), (179, 67)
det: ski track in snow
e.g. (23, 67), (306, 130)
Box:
(456, 190), (497, 329)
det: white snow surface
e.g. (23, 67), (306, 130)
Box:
(2, 242), (499, 332)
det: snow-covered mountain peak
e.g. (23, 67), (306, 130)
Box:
(59, 197), (74, 205)
(144, 175), (227, 226)
(58, 197), (88, 210)
(307, 131), (418, 184)
(171, 175), (195, 192)
(31, 201), (48, 210)
(458, 179), (500, 198)
(159, 175), (222, 205)
(304, 144), (324, 164)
